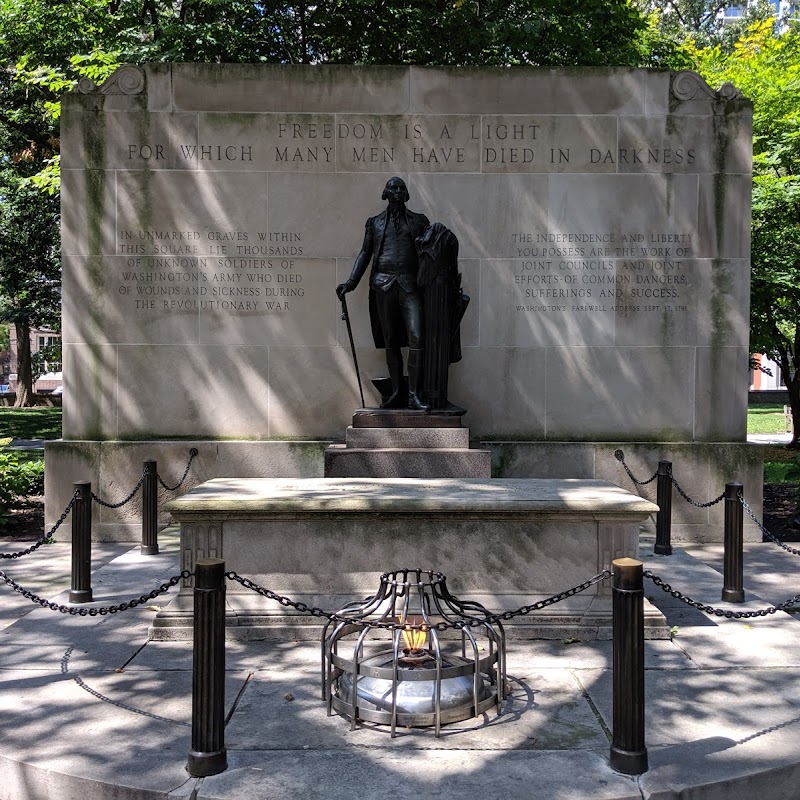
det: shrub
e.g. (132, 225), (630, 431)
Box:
(0, 439), (45, 525)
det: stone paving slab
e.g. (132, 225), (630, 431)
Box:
(3, 533), (800, 799)
(194, 750), (643, 800)
(0, 666), (192, 800)
(0, 542), (133, 629)
(582, 667), (800, 746)
(226, 665), (608, 752)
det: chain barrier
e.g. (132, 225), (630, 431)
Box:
(91, 467), (147, 509)
(0, 569), (192, 615)
(614, 449), (658, 485)
(615, 449), (725, 507)
(645, 570), (800, 618)
(739, 491), (800, 557)
(0, 490), (79, 560)
(226, 569), (612, 630)
(669, 474), (726, 508)
(158, 448), (199, 492)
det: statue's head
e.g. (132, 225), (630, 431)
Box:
(381, 176), (409, 204)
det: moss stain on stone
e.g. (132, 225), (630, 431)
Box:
(705, 105), (737, 439)
(80, 111), (112, 440)
(491, 444), (517, 478)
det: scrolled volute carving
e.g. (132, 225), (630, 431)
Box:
(718, 82), (744, 100)
(671, 70), (743, 102)
(75, 65), (145, 95)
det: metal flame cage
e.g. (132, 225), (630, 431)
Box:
(321, 569), (506, 737)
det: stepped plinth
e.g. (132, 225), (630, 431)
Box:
(324, 409), (491, 478)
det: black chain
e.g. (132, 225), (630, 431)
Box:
(0, 490), (79, 559)
(739, 491), (800, 557)
(669, 474), (725, 508)
(645, 570), (800, 618)
(91, 467), (147, 509)
(614, 449), (658, 486)
(158, 448), (199, 491)
(615, 449), (725, 507)
(0, 569), (192, 615)
(225, 569), (612, 630)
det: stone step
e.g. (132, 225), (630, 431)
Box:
(344, 425), (470, 450)
(353, 408), (463, 428)
(324, 445), (491, 478)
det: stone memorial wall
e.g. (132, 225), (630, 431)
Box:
(48, 65), (759, 541)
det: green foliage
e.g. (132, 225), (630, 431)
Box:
(297, 0), (649, 68)
(783, 457), (800, 485)
(764, 460), (794, 483)
(7, 0), (649, 68)
(0, 439), (44, 525)
(0, 176), (61, 330)
(636, 0), (782, 50)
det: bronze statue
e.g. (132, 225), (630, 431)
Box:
(337, 177), (431, 411)
(337, 177), (469, 413)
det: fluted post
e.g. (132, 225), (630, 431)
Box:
(69, 481), (93, 604)
(141, 460), (158, 555)
(654, 461), (673, 556)
(187, 558), (227, 777)
(722, 482), (745, 603)
(610, 557), (648, 775)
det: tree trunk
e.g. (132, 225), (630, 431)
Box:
(775, 345), (800, 448)
(13, 320), (32, 408)
(788, 374), (800, 449)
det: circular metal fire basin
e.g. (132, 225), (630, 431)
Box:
(337, 650), (491, 724)
(321, 569), (507, 734)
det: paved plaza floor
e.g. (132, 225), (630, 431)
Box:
(2, 528), (800, 799)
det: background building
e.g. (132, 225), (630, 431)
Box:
(7, 326), (62, 394)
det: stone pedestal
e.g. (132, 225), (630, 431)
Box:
(151, 477), (669, 641)
(324, 410), (491, 478)
(45, 440), (762, 543)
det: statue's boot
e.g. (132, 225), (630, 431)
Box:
(380, 348), (405, 408)
(407, 348), (430, 412)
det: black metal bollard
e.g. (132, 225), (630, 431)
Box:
(654, 460), (673, 556)
(141, 460), (159, 556)
(610, 558), (648, 775)
(187, 558), (227, 777)
(722, 482), (745, 603)
(69, 481), (93, 604)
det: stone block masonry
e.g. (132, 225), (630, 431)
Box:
(48, 65), (758, 542)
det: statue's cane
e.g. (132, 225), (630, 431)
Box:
(340, 294), (366, 408)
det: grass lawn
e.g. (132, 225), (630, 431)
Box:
(748, 404), (789, 435)
(749, 407), (798, 484)
(0, 407), (62, 440)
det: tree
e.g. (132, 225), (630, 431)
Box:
(0, 177), (61, 406)
(636, 0), (778, 48)
(689, 20), (800, 445)
(84, 0), (649, 67)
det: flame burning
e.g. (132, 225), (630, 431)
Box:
(399, 617), (427, 652)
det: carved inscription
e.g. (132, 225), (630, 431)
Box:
(511, 231), (694, 316)
(116, 229), (306, 314)
(115, 111), (712, 341)
(125, 113), (702, 173)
